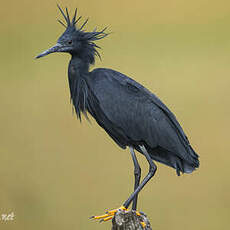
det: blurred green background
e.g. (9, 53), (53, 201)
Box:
(1, 0), (230, 229)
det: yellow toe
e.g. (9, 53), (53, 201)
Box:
(136, 211), (141, 216)
(107, 206), (127, 214)
(102, 216), (113, 222)
(92, 213), (112, 220)
(91, 206), (128, 222)
(140, 221), (146, 228)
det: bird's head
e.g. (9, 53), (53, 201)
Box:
(36, 5), (108, 63)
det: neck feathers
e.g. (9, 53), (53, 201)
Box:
(77, 42), (99, 65)
(68, 56), (90, 121)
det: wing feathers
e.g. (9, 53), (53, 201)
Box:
(89, 68), (199, 166)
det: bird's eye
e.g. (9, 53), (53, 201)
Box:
(68, 40), (73, 45)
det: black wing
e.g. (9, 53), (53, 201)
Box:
(87, 68), (199, 173)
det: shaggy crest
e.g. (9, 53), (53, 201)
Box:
(57, 4), (108, 51)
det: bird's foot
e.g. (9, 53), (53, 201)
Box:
(90, 206), (128, 222)
(90, 206), (144, 223)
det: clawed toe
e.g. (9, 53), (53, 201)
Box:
(90, 206), (128, 222)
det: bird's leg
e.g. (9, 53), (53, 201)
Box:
(90, 145), (155, 223)
(130, 146), (141, 211)
(90, 147), (140, 223)
(123, 145), (157, 209)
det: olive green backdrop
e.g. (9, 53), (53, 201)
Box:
(1, 0), (229, 229)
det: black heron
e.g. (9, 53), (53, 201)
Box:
(36, 6), (199, 222)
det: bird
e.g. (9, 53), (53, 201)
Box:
(36, 5), (199, 222)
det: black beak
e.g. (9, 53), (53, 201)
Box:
(36, 43), (62, 59)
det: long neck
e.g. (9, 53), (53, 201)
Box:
(68, 55), (90, 120)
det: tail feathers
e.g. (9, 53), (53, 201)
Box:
(147, 145), (199, 176)
(187, 145), (200, 168)
(176, 157), (199, 176)
(189, 145), (199, 158)
(180, 146), (199, 175)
